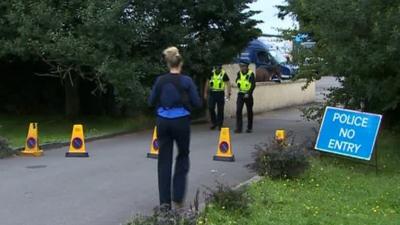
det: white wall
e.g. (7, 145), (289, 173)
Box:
(221, 64), (316, 117)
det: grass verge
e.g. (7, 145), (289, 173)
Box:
(0, 114), (154, 149)
(199, 131), (400, 225)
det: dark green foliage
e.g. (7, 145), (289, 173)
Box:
(126, 181), (252, 224)
(126, 190), (200, 225)
(0, 0), (261, 116)
(204, 182), (251, 213)
(280, 0), (400, 125)
(248, 137), (310, 179)
(126, 209), (198, 225)
(0, 136), (14, 158)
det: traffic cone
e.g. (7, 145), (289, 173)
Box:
(275, 129), (286, 143)
(147, 126), (159, 159)
(213, 127), (235, 162)
(65, 124), (89, 157)
(21, 123), (43, 157)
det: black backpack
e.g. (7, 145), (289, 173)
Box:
(156, 75), (191, 111)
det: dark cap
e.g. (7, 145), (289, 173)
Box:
(239, 59), (250, 66)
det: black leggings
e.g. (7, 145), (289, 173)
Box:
(156, 116), (190, 205)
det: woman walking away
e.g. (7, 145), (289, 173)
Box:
(148, 47), (201, 211)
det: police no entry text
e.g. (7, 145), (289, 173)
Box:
(332, 112), (368, 128)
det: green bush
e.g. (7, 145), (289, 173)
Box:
(126, 209), (197, 225)
(0, 136), (14, 159)
(204, 182), (251, 213)
(248, 137), (311, 179)
(126, 183), (252, 225)
(126, 190), (200, 225)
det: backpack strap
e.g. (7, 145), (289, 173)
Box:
(170, 76), (191, 111)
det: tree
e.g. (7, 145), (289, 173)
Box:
(1, 0), (261, 117)
(3, 0), (149, 117)
(279, 0), (400, 124)
(123, 0), (261, 83)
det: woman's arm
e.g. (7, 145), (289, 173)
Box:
(148, 77), (160, 106)
(188, 78), (202, 108)
(203, 79), (209, 100)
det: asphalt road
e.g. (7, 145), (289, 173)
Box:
(0, 106), (318, 225)
(315, 76), (342, 102)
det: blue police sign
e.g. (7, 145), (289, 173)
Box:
(315, 107), (382, 160)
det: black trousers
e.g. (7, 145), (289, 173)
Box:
(156, 116), (190, 206)
(236, 93), (253, 131)
(208, 91), (225, 127)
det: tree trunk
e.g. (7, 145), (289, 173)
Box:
(64, 76), (80, 118)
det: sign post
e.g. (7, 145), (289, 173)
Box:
(315, 107), (382, 163)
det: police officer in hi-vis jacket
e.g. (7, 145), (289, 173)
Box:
(204, 65), (231, 130)
(235, 60), (256, 133)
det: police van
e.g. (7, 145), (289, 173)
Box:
(236, 39), (297, 82)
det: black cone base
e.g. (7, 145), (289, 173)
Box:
(147, 153), (158, 159)
(213, 155), (235, 162)
(65, 152), (89, 157)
